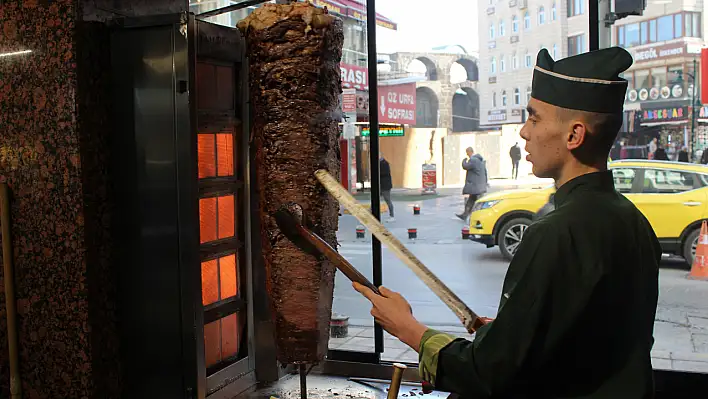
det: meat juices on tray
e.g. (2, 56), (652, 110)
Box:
(237, 3), (344, 364)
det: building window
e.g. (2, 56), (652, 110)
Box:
(526, 86), (532, 104)
(552, 43), (558, 59)
(499, 20), (506, 36)
(525, 51), (532, 68)
(512, 53), (519, 69)
(539, 7), (546, 25)
(493, 92), (497, 107)
(501, 56), (507, 72)
(514, 88), (521, 105)
(491, 57), (497, 75)
(616, 12), (703, 49)
(502, 90), (508, 106)
(489, 22), (495, 39)
(567, 0), (584, 17)
(512, 15), (519, 33)
(568, 34), (585, 56)
(524, 12), (531, 30)
(552, 2), (557, 21)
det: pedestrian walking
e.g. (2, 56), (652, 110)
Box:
(379, 154), (395, 222)
(654, 146), (669, 161)
(678, 146), (689, 162)
(353, 47), (660, 398)
(455, 147), (488, 221)
(509, 142), (522, 179)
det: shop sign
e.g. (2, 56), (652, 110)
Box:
(312, 0), (344, 16)
(360, 126), (405, 137)
(356, 92), (369, 113)
(487, 109), (507, 123)
(510, 36), (519, 44)
(341, 63), (369, 91)
(378, 83), (416, 125)
(631, 43), (686, 64)
(487, 7), (495, 15)
(509, 0), (518, 6)
(488, 41), (496, 49)
(641, 106), (688, 122)
(422, 163), (437, 194)
(342, 88), (356, 113)
(698, 106), (708, 118)
(347, 9), (397, 30)
(488, 76), (497, 83)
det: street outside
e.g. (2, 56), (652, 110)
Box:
(329, 181), (708, 373)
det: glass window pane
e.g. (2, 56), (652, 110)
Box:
(204, 320), (221, 368)
(650, 19), (657, 42)
(640, 22), (648, 44)
(626, 23), (640, 47)
(221, 313), (241, 360)
(651, 67), (667, 88)
(618, 26), (625, 47)
(657, 15), (673, 41)
(674, 14), (683, 38)
(685, 13), (692, 38)
(202, 259), (219, 306)
(200, 197), (218, 243)
(219, 254), (238, 299)
(198, 134), (216, 178)
(693, 13), (701, 37)
(218, 195), (235, 240)
(216, 133), (234, 177)
(635, 70), (650, 89)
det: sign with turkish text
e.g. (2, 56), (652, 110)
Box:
(378, 83), (417, 125)
(347, 9), (398, 30)
(342, 88), (357, 113)
(640, 106), (688, 122)
(422, 163), (437, 193)
(487, 109), (507, 123)
(631, 43), (686, 64)
(313, 0), (345, 16)
(361, 126), (405, 137)
(341, 63), (369, 91)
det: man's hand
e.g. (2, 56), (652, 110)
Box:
(353, 282), (429, 351)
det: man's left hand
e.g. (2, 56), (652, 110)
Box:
(353, 283), (428, 351)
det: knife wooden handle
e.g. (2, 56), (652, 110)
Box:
(296, 224), (382, 296)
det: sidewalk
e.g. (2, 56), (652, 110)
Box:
(330, 325), (708, 373)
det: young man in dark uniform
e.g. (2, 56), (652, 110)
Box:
(354, 47), (661, 398)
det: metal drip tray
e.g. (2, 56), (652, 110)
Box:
(237, 374), (450, 399)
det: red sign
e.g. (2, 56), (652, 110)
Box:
(378, 83), (417, 125)
(312, 0), (345, 16)
(702, 48), (708, 103)
(342, 88), (356, 113)
(341, 63), (369, 91)
(422, 164), (437, 193)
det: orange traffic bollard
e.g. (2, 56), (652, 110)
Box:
(689, 220), (708, 281)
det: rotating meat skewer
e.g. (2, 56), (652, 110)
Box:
(299, 364), (307, 399)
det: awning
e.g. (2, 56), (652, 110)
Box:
(308, 0), (397, 30)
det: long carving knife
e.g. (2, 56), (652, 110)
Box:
(314, 169), (487, 333)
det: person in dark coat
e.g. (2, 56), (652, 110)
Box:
(509, 142), (522, 179)
(379, 155), (394, 221)
(353, 47), (660, 399)
(455, 147), (488, 221)
(654, 146), (669, 161)
(677, 146), (689, 162)
(701, 148), (708, 164)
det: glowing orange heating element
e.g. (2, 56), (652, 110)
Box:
(199, 195), (236, 244)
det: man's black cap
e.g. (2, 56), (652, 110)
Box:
(531, 47), (633, 114)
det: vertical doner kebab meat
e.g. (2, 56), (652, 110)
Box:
(237, 3), (343, 364)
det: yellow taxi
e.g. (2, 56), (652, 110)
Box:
(469, 160), (708, 265)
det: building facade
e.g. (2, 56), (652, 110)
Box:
(612, 1), (706, 160)
(478, 0), (588, 128)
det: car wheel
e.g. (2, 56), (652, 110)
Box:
(498, 218), (531, 261)
(683, 228), (700, 266)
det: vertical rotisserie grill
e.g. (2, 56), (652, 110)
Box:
(237, 2), (344, 366)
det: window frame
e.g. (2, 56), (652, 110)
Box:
(615, 11), (703, 49)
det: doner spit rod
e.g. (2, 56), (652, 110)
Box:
(314, 169), (486, 333)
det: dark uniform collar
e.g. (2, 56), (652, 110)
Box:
(554, 171), (614, 207)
